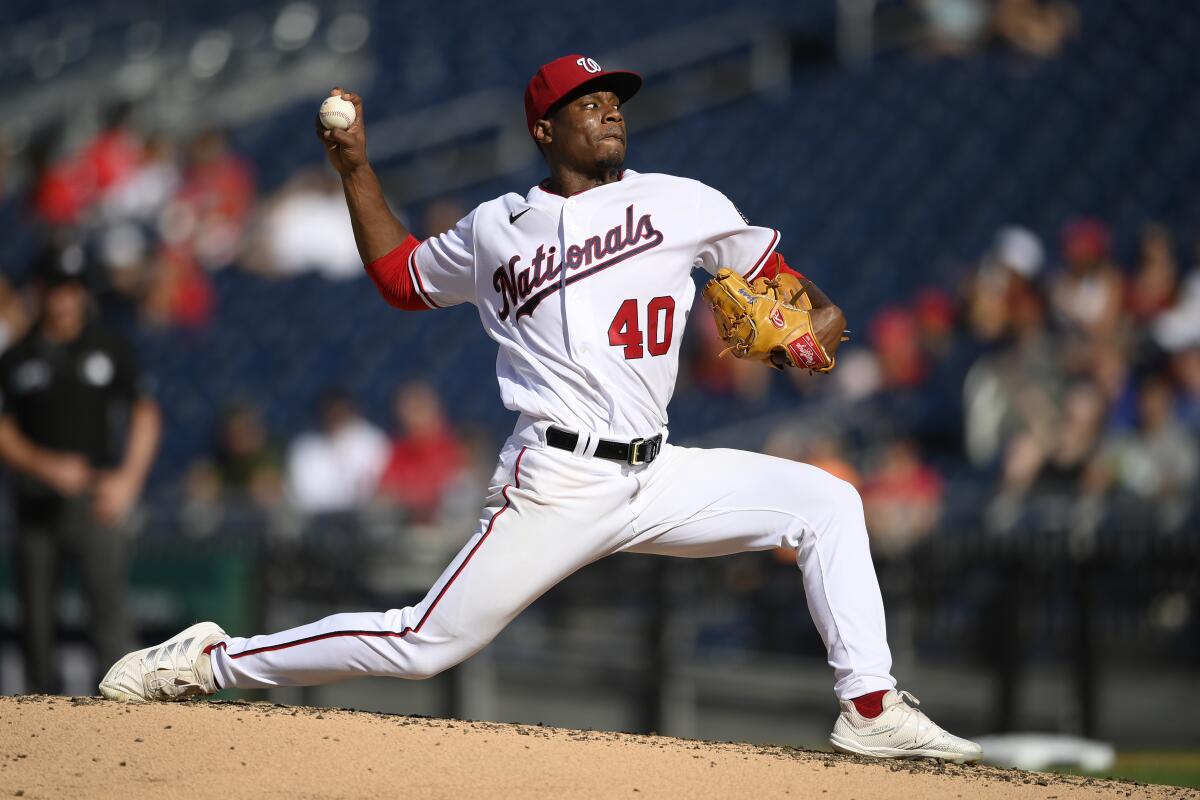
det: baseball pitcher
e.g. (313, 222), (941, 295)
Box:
(101, 55), (982, 763)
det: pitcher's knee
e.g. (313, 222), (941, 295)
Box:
(390, 636), (485, 680)
(831, 476), (866, 518)
(792, 465), (866, 528)
(403, 658), (451, 681)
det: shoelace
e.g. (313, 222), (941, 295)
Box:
(892, 691), (943, 747)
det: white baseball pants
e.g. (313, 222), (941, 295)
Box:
(210, 431), (897, 701)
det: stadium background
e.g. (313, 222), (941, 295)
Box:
(0, 0), (1197, 784)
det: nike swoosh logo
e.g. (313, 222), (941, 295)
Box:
(509, 208), (531, 225)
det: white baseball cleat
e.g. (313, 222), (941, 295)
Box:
(99, 621), (227, 702)
(829, 689), (983, 764)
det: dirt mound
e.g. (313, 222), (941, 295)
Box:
(0, 695), (1192, 799)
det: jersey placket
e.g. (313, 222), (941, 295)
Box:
(558, 195), (597, 364)
(567, 193), (626, 431)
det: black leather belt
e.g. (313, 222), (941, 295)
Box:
(546, 426), (663, 465)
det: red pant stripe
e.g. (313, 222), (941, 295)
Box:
(210, 446), (529, 661)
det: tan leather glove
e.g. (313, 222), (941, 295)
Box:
(702, 267), (836, 372)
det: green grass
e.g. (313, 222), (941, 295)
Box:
(1060, 751), (1200, 789)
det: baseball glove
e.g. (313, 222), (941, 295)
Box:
(702, 267), (837, 372)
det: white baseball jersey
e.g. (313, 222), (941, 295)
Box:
(206, 170), (898, 710)
(406, 170), (780, 440)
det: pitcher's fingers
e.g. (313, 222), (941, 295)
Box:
(343, 92), (364, 121)
(327, 128), (356, 147)
(801, 279), (834, 308)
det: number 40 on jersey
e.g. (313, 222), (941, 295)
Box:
(608, 296), (675, 360)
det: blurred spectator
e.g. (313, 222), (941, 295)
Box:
(29, 132), (93, 227)
(191, 402), (284, 509)
(376, 382), (470, 523)
(97, 221), (152, 302)
(170, 130), (255, 271)
(249, 167), (360, 279)
(140, 242), (215, 329)
(966, 226), (1044, 345)
(92, 133), (180, 304)
(99, 130), (234, 328)
(1001, 381), (1106, 496)
(1050, 218), (1124, 344)
(0, 244), (160, 692)
(964, 242), (1061, 467)
(28, 106), (146, 230)
(1083, 340), (1136, 425)
(214, 403), (284, 501)
(80, 103), (143, 198)
(915, 0), (991, 56)
(989, 225), (1046, 282)
(1091, 375), (1199, 531)
(992, 0), (1079, 58)
(914, 288), (957, 360)
(286, 390), (389, 514)
(910, 287), (978, 456)
(181, 458), (224, 539)
(871, 307), (928, 388)
(1151, 237), (1200, 352)
(1126, 223), (1179, 324)
(984, 379), (1104, 534)
(861, 438), (943, 554)
(100, 132), (180, 227)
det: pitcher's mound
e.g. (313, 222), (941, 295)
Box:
(0, 695), (1189, 799)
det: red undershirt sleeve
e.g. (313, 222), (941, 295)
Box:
(363, 235), (434, 311)
(755, 252), (807, 283)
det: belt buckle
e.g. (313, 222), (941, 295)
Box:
(628, 435), (659, 466)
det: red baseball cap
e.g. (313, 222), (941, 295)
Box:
(524, 54), (642, 137)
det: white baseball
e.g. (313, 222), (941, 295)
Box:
(319, 95), (356, 130)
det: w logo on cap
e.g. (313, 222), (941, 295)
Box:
(576, 56), (602, 73)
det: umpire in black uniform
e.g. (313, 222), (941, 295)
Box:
(0, 244), (161, 693)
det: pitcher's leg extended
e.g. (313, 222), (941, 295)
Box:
(210, 508), (546, 690)
(626, 445), (981, 762)
(100, 445), (629, 701)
